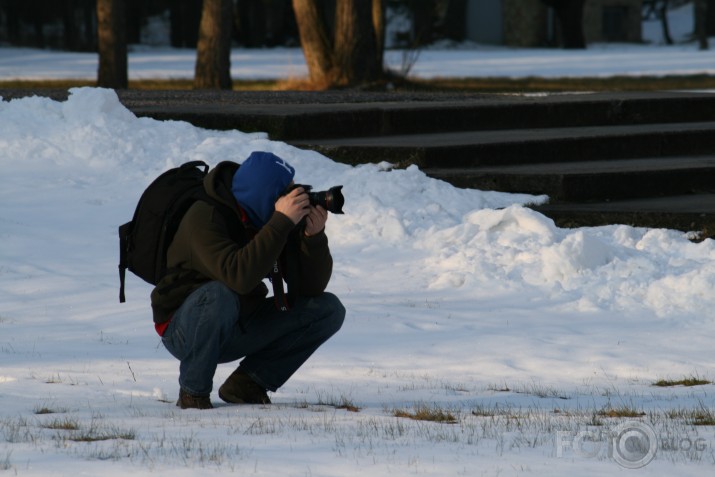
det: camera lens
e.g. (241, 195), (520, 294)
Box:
(309, 186), (344, 214)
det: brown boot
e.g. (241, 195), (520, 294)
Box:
(176, 388), (213, 410)
(219, 369), (271, 404)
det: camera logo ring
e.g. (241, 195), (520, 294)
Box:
(612, 421), (658, 469)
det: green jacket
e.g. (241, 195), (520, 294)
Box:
(150, 161), (333, 324)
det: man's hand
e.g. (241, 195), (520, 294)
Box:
(275, 187), (310, 225)
(304, 205), (328, 237)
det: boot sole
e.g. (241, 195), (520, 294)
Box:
(218, 388), (270, 405)
(218, 389), (248, 404)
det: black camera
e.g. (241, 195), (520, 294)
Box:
(290, 184), (345, 214)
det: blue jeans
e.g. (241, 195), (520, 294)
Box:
(161, 281), (345, 396)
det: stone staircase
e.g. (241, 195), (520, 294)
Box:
(121, 89), (715, 234)
(7, 89), (711, 233)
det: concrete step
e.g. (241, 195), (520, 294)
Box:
(425, 156), (715, 201)
(4, 89), (710, 233)
(115, 90), (715, 140)
(531, 194), (715, 233)
(110, 91), (715, 234)
(118, 90), (715, 234)
(290, 122), (715, 168)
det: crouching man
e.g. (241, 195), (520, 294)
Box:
(151, 151), (345, 409)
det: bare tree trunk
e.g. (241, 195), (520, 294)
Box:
(541, 0), (586, 49)
(696, 0), (709, 50)
(707, 0), (715, 36)
(194, 0), (233, 89)
(334, 0), (380, 85)
(97, 0), (128, 89)
(659, 0), (673, 45)
(170, 0), (201, 47)
(373, 0), (385, 70)
(63, 0), (79, 51)
(293, 0), (384, 87)
(292, 0), (334, 85)
(4, 1), (21, 44)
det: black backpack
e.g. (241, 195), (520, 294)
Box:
(118, 160), (219, 303)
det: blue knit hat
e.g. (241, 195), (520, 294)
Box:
(231, 151), (295, 227)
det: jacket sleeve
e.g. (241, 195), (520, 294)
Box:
(180, 202), (296, 295)
(293, 229), (333, 296)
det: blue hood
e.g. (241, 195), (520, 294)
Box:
(231, 151), (296, 227)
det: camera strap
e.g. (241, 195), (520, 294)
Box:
(237, 204), (290, 312)
(269, 260), (290, 312)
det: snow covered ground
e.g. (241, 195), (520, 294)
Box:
(1, 4), (715, 477)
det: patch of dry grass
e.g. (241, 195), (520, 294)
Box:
(654, 376), (712, 387)
(393, 404), (458, 424)
(596, 406), (646, 418)
(3, 74), (715, 93)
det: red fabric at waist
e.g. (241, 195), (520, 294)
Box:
(155, 317), (171, 336)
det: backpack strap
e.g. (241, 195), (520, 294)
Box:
(160, 196), (246, 281)
(118, 264), (126, 303)
(283, 227), (302, 309)
(269, 260), (290, 311)
(203, 195), (244, 243)
(118, 221), (132, 303)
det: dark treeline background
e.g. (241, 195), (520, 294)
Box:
(0, 0), (297, 51)
(0, 0), (467, 52)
